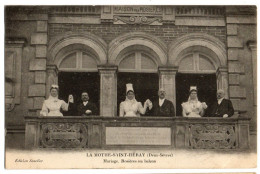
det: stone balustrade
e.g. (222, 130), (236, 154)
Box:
(176, 7), (225, 17)
(24, 116), (250, 150)
(50, 6), (101, 15)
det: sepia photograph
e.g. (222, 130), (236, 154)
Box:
(4, 4), (257, 169)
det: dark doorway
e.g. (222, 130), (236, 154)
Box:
(58, 72), (100, 115)
(176, 73), (217, 116)
(117, 73), (159, 116)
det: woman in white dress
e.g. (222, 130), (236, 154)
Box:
(181, 88), (207, 117)
(40, 85), (73, 117)
(119, 83), (151, 117)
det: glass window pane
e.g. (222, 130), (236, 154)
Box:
(60, 52), (76, 68)
(82, 52), (97, 69)
(119, 53), (135, 70)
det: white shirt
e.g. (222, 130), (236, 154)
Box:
(83, 101), (88, 106)
(159, 98), (165, 107)
(218, 97), (224, 105)
(40, 96), (68, 117)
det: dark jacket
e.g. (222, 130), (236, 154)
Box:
(207, 99), (234, 117)
(68, 101), (98, 116)
(148, 99), (175, 117)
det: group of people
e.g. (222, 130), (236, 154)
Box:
(40, 84), (234, 118)
(40, 85), (98, 117)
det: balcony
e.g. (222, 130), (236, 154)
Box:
(24, 116), (250, 150)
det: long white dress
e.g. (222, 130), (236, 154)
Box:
(40, 96), (69, 117)
(119, 98), (147, 117)
(181, 98), (206, 118)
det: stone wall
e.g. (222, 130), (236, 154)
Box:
(49, 24), (226, 45)
(5, 21), (37, 128)
(226, 6), (256, 132)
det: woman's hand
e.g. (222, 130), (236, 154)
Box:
(145, 99), (153, 109)
(202, 102), (207, 109)
(68, 95), (74, 103)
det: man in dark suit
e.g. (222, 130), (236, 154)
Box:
(77, 92), (98, 116)
(207, 89), (234, 118)
(68, 92), (98, 116)
(147, 88), (175, 117)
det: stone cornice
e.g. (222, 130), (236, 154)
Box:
(247, 40), (257, 51)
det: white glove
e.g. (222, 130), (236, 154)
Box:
(68, 95), (74, 103)
(202, 102), (208, 109)
(145, 99), (153, 109)
(85, 110), (92, 114)
(223, 114), (228, 118)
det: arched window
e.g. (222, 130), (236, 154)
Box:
(176, 51), (218, 116)
(178, 52), (216, 73)
(47, 32), (107, 116)
(58, 50), (100, 115)
(59, 51), (98, 72)
(118, 52), (157, 73)
(117, 51), (159, 115)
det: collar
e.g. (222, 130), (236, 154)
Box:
(125, 98), (137, 103)
(218, 97), (224, 101)
(83, 101), (88, 106)
(48, 96), (59, 102)
(159, 98), (165, 106)
(159, 98), (165, 102)
(218, 97), (224, 103)
(218, 97), (224, 102)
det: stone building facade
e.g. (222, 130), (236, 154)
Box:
(5, 6), (256, 149)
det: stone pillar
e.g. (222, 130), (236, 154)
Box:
(98, 66), (118, 117)
(28, 17), (48, 116)
(226, 15), (247, 115)
(46, 65), (59, 98)
(216, 67), (229, 98)
(248, 41), (257, 132)
(159, 67), (178, 114)
(248, 42), (257, 106)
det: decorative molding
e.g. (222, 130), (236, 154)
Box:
(176, 6), (225, 17)
(48, 32), (107, 65)
(40, 123), (88, 148)
(189, 124), (236, 149)
(168, 33), (227, 67)
(5, 40), (25, 111)
(108, 32), (167, 66)
(247, 41), (257, 51)
(114, 15), (162, 25)
(50, 6), (101, 15)
(158, 66), (178, 75)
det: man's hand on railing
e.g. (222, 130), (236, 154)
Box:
(223, 114), (228, 118)
(85, 110), (92, 115)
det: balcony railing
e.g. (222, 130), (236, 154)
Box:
(50, 6), (101, 15)
(176, 7), (225, 17)
(25, 116), (250, 150)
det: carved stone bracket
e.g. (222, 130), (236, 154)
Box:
(114, 15), (162, 25)
(40, 123), (88, 148)
(189, 124), (236, 149)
